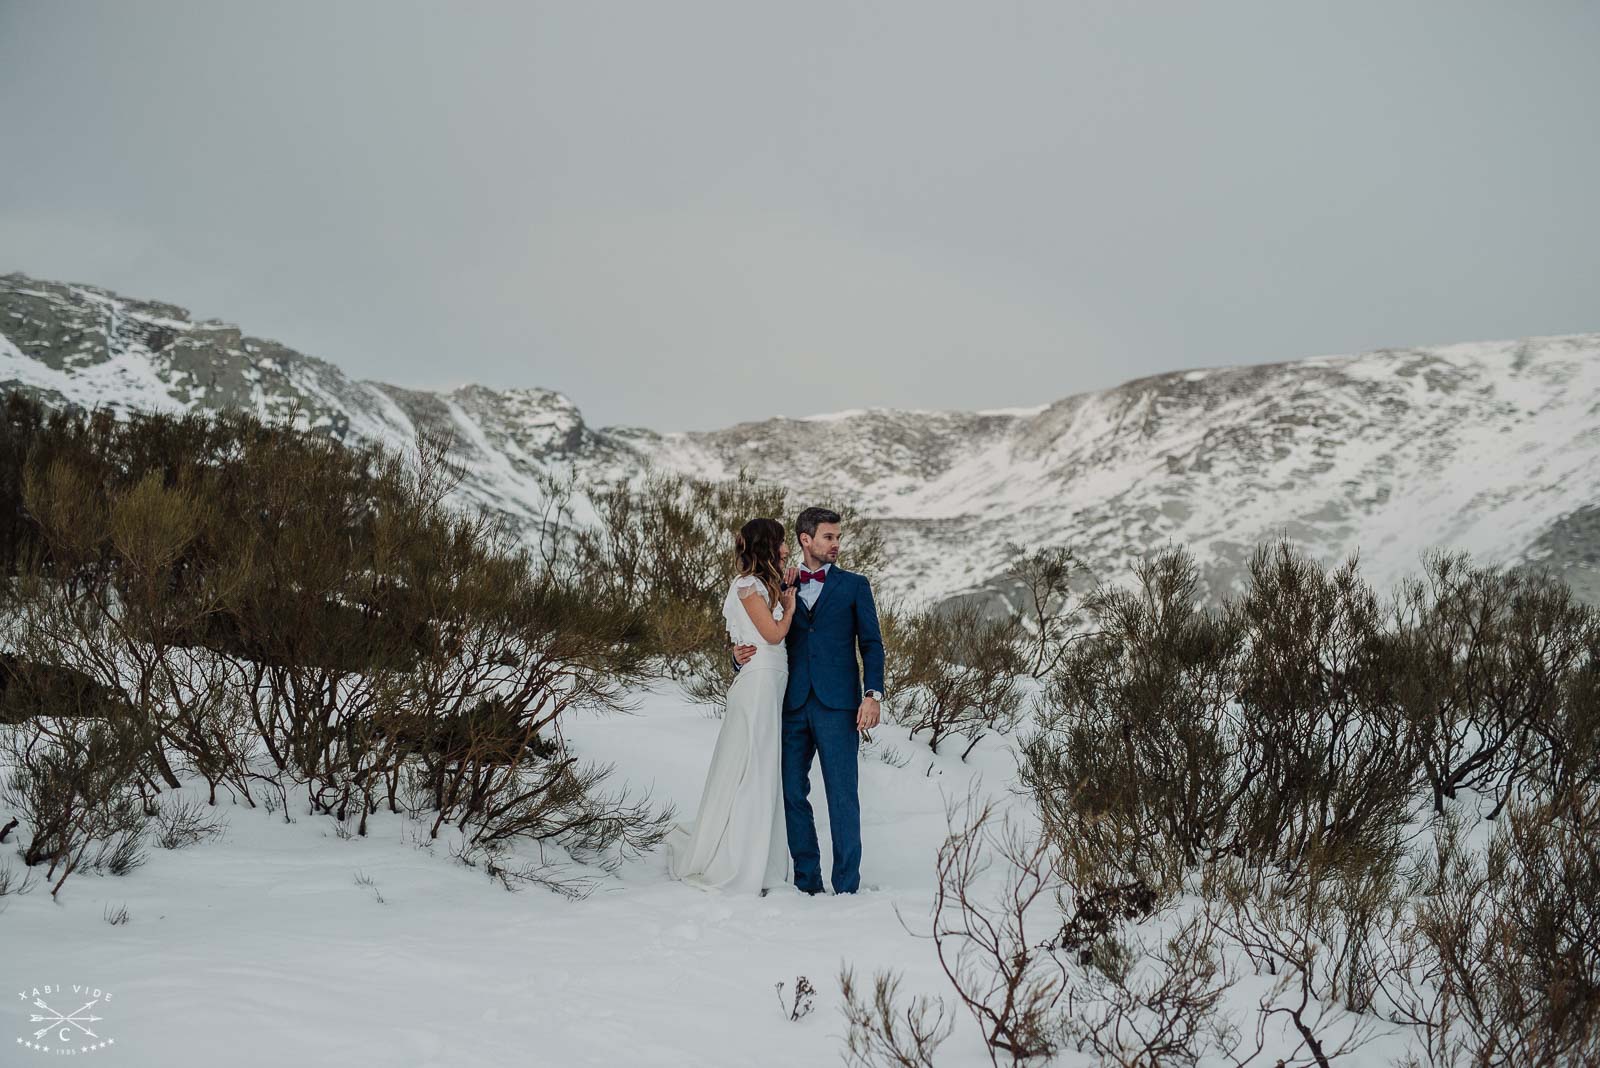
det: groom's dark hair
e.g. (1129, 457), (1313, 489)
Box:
(795, 506), (842, 542)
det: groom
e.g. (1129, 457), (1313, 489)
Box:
(732, 506), (885, 895)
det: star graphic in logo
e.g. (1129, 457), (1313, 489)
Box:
(16, 1034), (116, 1053)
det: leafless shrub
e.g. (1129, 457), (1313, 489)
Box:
(1048, 878), (1160, 965)
(862, 736), (911, 768)
(1247, 955), (1377, 1068)
(906, 784), (1251, 1068)
(0, 391), (679, 889)
(450, 836), (599, 900)
(839, 964), (954, 1068)
(1540, 624), (1600, 803)
(887, 601), (1027, 758)
(776, 975), (816, 1021)
(1001, 542), (1088, 679)
(1388, 790), (1600, 1067)
(0, 857), (38, 907)
(1209, 857), (1387, 1066)
(569, 466), (784, 680)
(1227, 542), (1426, 879)
(985, 534), (1600, 1067)
(353, 868), (385, 904)
(103, 901), (129, 925)
(1058, 906), (1243, 1068)
(148, 792), (227, 850)
(1019, 545), (1245, 891)
(84, 811), (148, 879)
(1022, 539), (1425, 893)
(437, 754), (674, 873)
(903, 783), (1068, 1065)
(1204, 831), (1417, 1020)
(1393, 549), (1597, 818)
(1, 715), (150, 896)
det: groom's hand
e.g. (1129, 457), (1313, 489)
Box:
(856, 695), (881, 731)
(733, 644), (757, 666)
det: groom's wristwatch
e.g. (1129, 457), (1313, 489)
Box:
(865, 689), (883, 702)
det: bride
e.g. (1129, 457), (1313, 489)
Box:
(665, 517), (798, 894)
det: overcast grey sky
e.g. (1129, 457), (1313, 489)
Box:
(2, 2), (1596, 431)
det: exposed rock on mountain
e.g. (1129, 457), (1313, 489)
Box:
(5, 270), (1597, 610)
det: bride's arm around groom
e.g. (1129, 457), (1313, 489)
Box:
(733, 563), (885, 731)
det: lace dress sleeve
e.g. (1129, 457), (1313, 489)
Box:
(732, 574), (783, 621)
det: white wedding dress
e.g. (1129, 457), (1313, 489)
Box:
(665, 574), (791, 894)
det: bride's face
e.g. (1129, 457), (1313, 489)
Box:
(778, 542), (790, 565)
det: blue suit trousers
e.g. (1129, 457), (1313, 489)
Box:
(781, 687), (861, 894)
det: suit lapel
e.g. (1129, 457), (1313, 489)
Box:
(807, 564), (844, 618)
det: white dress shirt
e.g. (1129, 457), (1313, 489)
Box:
(796, 560), (832, 611)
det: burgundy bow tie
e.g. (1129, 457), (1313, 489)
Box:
(798, 568), (827, 584)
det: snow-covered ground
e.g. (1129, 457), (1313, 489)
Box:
(2, 679), (1441, 1066)
(2, 683), (1019, 1066)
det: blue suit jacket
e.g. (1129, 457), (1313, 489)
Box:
(734, 565), (886, 712)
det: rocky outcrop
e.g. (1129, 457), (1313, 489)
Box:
(5, 270), (1597, 610)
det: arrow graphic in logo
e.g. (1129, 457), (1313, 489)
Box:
(29, 997), (103, 1041)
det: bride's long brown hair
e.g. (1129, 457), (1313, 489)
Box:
(733, 517), (786, 605)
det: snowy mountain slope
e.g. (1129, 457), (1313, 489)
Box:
(4, 270), (1597, 609)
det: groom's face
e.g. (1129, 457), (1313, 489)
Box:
(802, 522), (842, 565)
